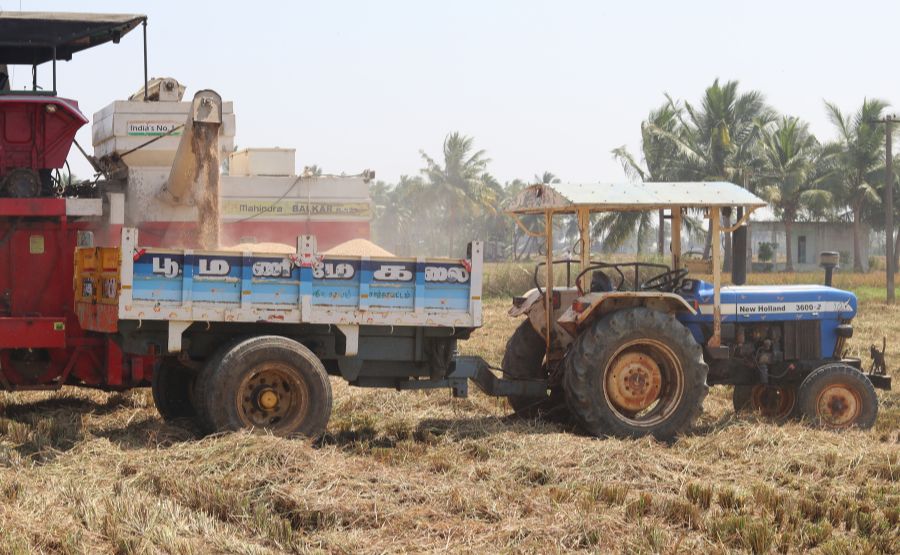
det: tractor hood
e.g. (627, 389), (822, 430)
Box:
(678, 279), (857, 323)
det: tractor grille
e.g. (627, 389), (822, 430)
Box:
(783, 321), (820, 360)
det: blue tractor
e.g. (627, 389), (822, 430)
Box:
(502, 182), (891, 440)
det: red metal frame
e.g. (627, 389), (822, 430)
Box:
(0, 198), (153, 390)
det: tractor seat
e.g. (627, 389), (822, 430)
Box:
(590, 271), (614, 293)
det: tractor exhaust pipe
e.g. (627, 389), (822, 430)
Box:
(731, 223), (747, 285)
(820, 251), (839, 287)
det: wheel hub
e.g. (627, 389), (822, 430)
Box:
(237, 362), (309, 430)
(750, 385), (796, 419)
(606, 352), (662, 413)
(256, 387), (279, 411)
(817, 385), (860, 427)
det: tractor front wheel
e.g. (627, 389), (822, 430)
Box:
(564, 307), (708, 441)
(798, 364), (877, 430)
(733, 384), (798, 422)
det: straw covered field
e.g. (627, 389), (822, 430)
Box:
(0, 272), (897, 554)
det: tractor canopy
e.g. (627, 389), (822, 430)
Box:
(503, 181), (766, 215)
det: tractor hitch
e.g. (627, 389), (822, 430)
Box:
(867, 338), (892, 390)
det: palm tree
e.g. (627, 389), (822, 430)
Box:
(371, 175), (428, 254)
(534, 171), (560, 186)
(824, 98), (889, 271)
(648, 80), (774, 268)
(757, 117), (832, 271)
(302, 164), (323, 177)
(612, 102), (684, 256)
(420, 132), (495, 255)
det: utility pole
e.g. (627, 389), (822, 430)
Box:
(874, 115), (895, 303)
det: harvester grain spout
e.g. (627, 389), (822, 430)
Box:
(157, 89), (223, 248)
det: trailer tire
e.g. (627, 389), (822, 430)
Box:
(564, 307), (708, 441)
(151, 360), (197, 421)
(501, 321), (566, 419)
(196, 336), (332, 438)
(732, 384), (798, 422)
(798, 363), (877, 430)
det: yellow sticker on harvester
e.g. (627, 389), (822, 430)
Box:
(29, 235), (45, 254)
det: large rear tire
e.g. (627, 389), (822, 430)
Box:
(501, 321), (566, 419)
(732, 384), (798, 422)
(798, 363), (877, 430)
(564, 307), (708, 441)
(194, 336), (332, 438)
(151, 359), (197, 421)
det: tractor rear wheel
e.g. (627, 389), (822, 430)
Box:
(151, 359), (197, 421)
(564, 307), (708, 441)
(798, 364), (877, 430)
(732, 384), (798, 422)
(501, 321), (566, 419)
(194, 336), (332, 438)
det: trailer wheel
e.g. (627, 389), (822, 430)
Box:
(564, 307), (708, 441)
(798, 364), (877, 430)
(151, 360), (197, 421)
(501, 321), (566, 419)
(732, 384), (798, 422)
(195, 336), (332, 438)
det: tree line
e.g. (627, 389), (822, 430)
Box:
(371, 79), (897, 272)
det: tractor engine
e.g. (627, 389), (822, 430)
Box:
(0, 95), (88, 197)
(726, 323), (784, 383)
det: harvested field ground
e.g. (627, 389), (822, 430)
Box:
(0, 280), (898, 553)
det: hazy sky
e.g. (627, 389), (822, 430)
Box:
(5, 1), (899, 184)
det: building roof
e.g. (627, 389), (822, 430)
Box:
(504, 181), (767, 215)
(0, 12), (145, 65)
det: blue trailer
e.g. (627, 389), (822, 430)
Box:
(76, 228), (543, 437)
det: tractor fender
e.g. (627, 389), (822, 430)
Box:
(508, 288), (575, 352)
(508, 288), (542, 317)
(558, 292), (697, 336)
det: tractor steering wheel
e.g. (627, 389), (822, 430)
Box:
(640, 268), (689, 292)
(575, 264), (627, 295)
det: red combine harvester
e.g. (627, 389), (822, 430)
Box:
(0, 12), (153, 390)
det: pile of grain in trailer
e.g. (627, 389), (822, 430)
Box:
(220, 238), (395, 257)
(221, 242), (296, 254)
(324, 238), (394, 257)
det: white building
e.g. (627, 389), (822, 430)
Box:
(749, 219), (870, 271)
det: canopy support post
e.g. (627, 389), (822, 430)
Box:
(545, 210), (554, 353)
(709, 209), (722, 348)
(577, 207), (591, 291)
(671, 207), (682, 270)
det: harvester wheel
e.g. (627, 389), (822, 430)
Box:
(194, 336), (332, 438)
(564, 307), (708, 441)
(501, 321), (566, 419)
(798, 364), (877, 430)
(151, 359), (197, 421)
(732, 384), (798, 422)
